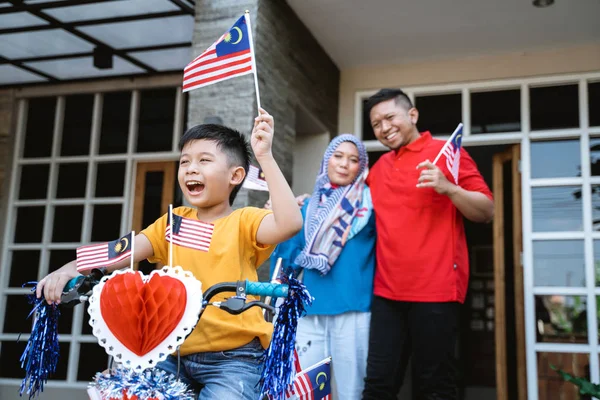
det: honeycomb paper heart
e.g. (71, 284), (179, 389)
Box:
(88, 266), (203, 371)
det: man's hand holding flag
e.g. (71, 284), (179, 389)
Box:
(416, 123), (463, 194)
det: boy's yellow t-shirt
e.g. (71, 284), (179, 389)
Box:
(141, 206), (275, 356)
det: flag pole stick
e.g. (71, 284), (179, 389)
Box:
(263, 257), (283, 317)
(432, 123), (463, 165)
(245, 10), (261, 114)
(130, 230), (135, 270)
(169, 204), (173, 267)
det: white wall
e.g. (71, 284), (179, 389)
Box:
(338, 42), (600, 133)
(292, 132), (331, 196)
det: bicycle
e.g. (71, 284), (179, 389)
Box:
(20, 265), (310, 400)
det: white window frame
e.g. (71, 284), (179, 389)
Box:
(354, 71), (600, 400)
(0, 76), (185, 390)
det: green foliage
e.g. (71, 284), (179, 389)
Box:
(552, 364), (600, 398)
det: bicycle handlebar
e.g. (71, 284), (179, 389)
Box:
(60, 271), (290, 308)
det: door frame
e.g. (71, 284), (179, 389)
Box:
(493, 144), (526, 400)
(131, 161), (176, 269)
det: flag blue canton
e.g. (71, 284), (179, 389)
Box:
(215, 15), (250, 56)
(305, 361), (331, 399)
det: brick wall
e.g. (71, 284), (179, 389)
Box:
(189, 0), (340, 278)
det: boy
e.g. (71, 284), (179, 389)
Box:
(36, 108), (303, 399)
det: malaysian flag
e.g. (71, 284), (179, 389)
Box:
(284, 357), (332, 400)
(243, 164), (269, 191)
(434, 123), (463, 184)
(166, 213), (214, 252)
(76, 232), (133, 272)
(183, 15), (254, 92)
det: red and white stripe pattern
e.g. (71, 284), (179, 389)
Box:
(243, 164), (269, 191)
(183, 44), (253, 92)
(76, 234), (132, 272)
(182, 15), (254, 92)
(165, 214), (214, 252)
(285, 371), (313, 399)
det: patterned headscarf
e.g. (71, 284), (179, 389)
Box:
(294, 134), (370, 275)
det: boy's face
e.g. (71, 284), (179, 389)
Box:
(178, 139), (241, 209)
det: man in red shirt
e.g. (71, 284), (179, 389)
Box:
(361, 89), (494, 400)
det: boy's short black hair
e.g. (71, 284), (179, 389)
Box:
(365, 88), (414, 117)
(178, 124), (251, 205)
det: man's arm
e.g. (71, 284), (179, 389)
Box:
(251, 108), (303, 245)
(36, 233), (154, 303)
(416, 159), (494, 223)
(444, 185), (494, 223)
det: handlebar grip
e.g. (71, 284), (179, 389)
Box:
(245, 280), (289, 298)
(63, 275), (85, 293)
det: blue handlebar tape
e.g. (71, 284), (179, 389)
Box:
(245, 280), (289, 298)
(63, 275), (84, 293)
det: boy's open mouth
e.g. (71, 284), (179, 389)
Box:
(186, 181), (205, 195)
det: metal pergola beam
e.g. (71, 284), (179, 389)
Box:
(0, 0), (110, 15)
(7, 0), (157, 73)
(0, 42), (192, 65)
(168, 0), (195, 15)
(0, 10), (191, 35)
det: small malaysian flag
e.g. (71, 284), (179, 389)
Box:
(166, 213), (214, 252)
(282, 357), (331, 400)
(183, 15), (254, 92)
(243, 164), (269, 192)
(433, 123), (463, 184)
(76, 232), (133, 272)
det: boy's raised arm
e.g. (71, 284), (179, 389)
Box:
(252, 108), (303, 245)
(36, 233), (155, 304)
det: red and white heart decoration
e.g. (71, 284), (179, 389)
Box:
(87, 266), (203, 371)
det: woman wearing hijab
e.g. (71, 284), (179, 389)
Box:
(269, 134), (376, 400)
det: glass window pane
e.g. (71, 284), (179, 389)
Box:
(533, 240), (585, 287)
(23, 97), (55, 158)
(591, 185), (600, 232)
(530, 84), (579, 130)
(9, 250), (40, 287)
(52, 206), (83, 242)
(535, 295), (587, 343)
(537, 352), (589, 398)
(532, 187), (582, 232)
(362, 98), (376, 141)
(530, 139), (580, 179)
(95, 162), (126, 197)
(60, 94), (93, 156)
(49, 343), (70, 380)
(0, 341), (27, 379)
(471, 89), (521, 134)
(91, 204), (122, 242)
(99, 91), (131, 155)
(589, 81), (600, 127)
(137, 88), (175, 153)
(14, 206), (45, 243)
(415, 93), (461, 136)
(56, 163), (87, 198)
(590, 137), (600, 176)
(18, 164), (49, 200)
(367, 150), (388, 169)
(77, 343), (109, 381)
(3, 295), (34, 334)
(49, 249), (75, 274)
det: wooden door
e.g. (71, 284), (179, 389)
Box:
(493, 145), (526, 400)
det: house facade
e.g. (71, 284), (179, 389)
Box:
(0, 0), (599, 399)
